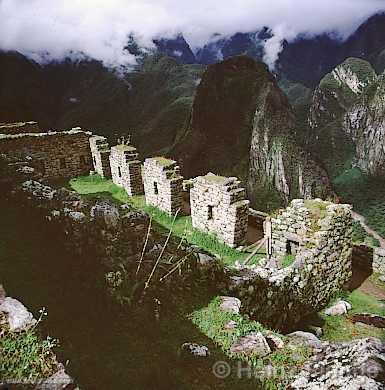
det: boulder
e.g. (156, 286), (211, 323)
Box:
(224, 320), (237, 330)
(325, 300), (351, 316)
(219, 296), (241, 314)
(35, 367), (74, 390)
(197, 252), (214, 266)
(230, 332), (271, 357)
(181, 343), (210, 358)
(265, 332), (285, 350)
(287, 331), (323, 349)
(0, 297), (36, 331)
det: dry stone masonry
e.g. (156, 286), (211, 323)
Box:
(0, 121), (40, 134)
(190, 173), (249, 248)
(89, 135), (111, 178)
(109, 143), (143, 196)
(373, 247), (385, 279)
(0, 127), (92, 179)
(143, 157), (183, 216)
(230, 199), (353, 330)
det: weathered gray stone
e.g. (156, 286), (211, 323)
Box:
(181, 343), (210, 358)
(325, 300), (351, 316)
(35, 367), (74, 390)
(219, 296), (241, 314)
(0, 297), (36, 332)
(292, 338), (385, 389)
(230, 332), (271, 357)
(287, 331), (323, 349)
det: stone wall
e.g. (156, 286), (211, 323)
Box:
(89, 135), (111, 178)
(373, 247), (385, 278)
(229, 199), (353, 331)
(190, 173), (249, 248)
(109, 143), (143, 196)
(0, 128), (92, 180)
(0, 121), (40, 134)
(143, 157), (183, 216)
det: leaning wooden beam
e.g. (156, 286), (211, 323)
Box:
(244, 237), (266, 265)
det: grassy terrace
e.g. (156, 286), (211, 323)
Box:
(321, 289), (385, 342)
(69, 175), (264, 266)
(190, 297), (310, 389)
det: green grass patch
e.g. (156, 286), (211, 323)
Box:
(281, 254), (295, 268)
(69, 175), (263, 266)
(0, 315), (58, 382)
(321, 290), (385, 342)
(190, 297), (310, 389)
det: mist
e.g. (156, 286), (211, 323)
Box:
(1, 0), (384, 68)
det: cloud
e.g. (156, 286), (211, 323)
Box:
(0, 0), (384, 68)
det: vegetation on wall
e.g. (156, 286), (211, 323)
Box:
(69, 175), (264, 266)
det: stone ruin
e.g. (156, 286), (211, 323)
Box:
(89, 135), (111, 178)
(0, 121), (40, 134)
(230, 199), (353, 330)
(190, 173), (249, 248)
(109, 139), (143, 196)
(143, 157), (183, 216)
(373, 247), (385, 279)
(0, 126), (92, 180)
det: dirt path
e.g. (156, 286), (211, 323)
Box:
(358, 278), (385, 301)
(352, 211), (385, 248)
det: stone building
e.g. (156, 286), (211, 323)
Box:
(143, 157), (183, 216)
(0, 127), (92, 179)
(230, 199), (353, 331)
(109, 143), (143, 196)
(190, 173), (249, 248)
(0, 121), (40, 134)
(89, 135), (111, 178)
(373, 247), (385, 279)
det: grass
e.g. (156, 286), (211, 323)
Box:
(69, 175), (264, 266)
(190, 297), (310, 389)
(0, 313), (58, 382)
(281, 254), (295, 268)
(321, 290), (385, 342)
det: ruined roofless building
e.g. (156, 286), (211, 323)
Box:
(190, 173), (249, 248)
(0, 121), (41, 134)
(89, 135), (111, 178)
(143, 157), (183, 216)
(232, 198), (354, 330)
(109, 139), (143, 196)
(0, 125), (92, 179)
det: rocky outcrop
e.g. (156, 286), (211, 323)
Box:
(309, 57), (385, 178)
(292, 338), (385, 389)
(175, 56), (331, 208)
(343, 73), (385, 176)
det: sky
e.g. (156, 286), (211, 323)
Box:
(0, 0), (385, 68)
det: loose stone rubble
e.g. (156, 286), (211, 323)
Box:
(190, 173), (249, 248)
(143, 157), (183, 216)
(110, 142), (143, 196)
(291, 338), (385, 389)
(89, 135), (111, 178)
